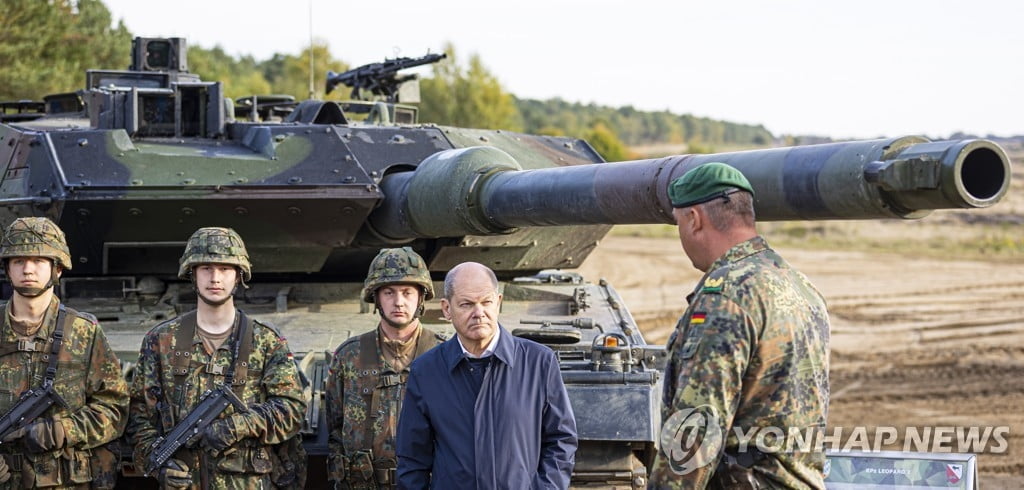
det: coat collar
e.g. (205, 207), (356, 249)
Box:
(443, 324), (515, 372)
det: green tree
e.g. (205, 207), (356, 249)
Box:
(188, 46), (272, 99)
(420, 44), (522, 130)
(418, 43), (458, 123)
(585, 123), (629, 162)
(258, 41), (348, 100)
(0, 0), (131, 100)
(515, 97), (772, 148)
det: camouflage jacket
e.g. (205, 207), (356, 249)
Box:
(648, 236), (830, 489)
(0, 296), (129, 489)
(325, 325), (444, 486)
(127, 309), (306, 490)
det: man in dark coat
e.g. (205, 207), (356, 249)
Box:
(396, 262), (577, 489)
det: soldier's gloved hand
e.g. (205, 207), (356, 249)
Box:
(201, 415), (244, 456)
(1, 417), (65, 453)
(159, 458), (192, 489)
(0, 453), (11, 484)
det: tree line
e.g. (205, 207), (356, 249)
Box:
(0, 0), (774, 161)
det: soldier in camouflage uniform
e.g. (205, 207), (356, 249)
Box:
(648, 163), (830, 489)
(0, 217), (129, 489)
(127, 227), (307, 489)
(325, 247), (445, 489)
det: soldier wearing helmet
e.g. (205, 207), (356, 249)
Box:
(325, 247), (445, 489)
(126, 227), (307, 489)
(0, 217), (129, 489)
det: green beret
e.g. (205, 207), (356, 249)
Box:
(668, 162), (754, 208)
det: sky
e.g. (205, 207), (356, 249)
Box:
(101, 0), (1023, 140)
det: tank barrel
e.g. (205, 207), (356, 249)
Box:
(369, 136), (1010, 240)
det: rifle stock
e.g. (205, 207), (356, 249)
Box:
(143, 386), (247, 477)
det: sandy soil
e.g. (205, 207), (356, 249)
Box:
(578, 232), (1024, 487)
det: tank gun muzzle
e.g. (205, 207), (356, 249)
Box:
(369, 137), (1010, 240)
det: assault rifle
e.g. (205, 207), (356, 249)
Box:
(325, 53), (446, 102)
(0, 384), (69, 443)
(143, 386), (247, 477)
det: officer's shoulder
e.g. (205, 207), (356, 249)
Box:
(63, 305), (99, 326)
(699, 266), (731, 295)
(725, 252), (782, 292)
(251, 318), (299, 352)
(333, 329), (375, 356)
(334, 334), (361, 354)
(251, 317), (283, 337)
(145, 315), (182, 337)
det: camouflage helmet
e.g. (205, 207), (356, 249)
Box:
(0, 217), (72, 270)
(362, 247), (434, 303)
(178, 227), (252, 281)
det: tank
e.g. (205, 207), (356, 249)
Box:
(0, 37), (1012, 488)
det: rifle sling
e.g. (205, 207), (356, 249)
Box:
(171, 309), (254, 403)
(357, 330), (380, 453)
(357, 327), (433, 452)
(224, 310), (252, 389)
(42, 304), (68, 388)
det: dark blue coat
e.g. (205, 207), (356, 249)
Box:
(396, 325), (577, 489)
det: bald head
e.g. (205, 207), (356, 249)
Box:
(443, 262), (499, 300)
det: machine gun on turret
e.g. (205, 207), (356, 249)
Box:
(325, 53), (446, 102)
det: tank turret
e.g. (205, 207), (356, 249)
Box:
(0, 37), (1012, 488)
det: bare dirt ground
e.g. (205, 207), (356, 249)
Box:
(578, 146), (1024, 487)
